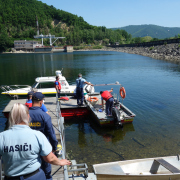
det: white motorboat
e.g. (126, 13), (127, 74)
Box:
(93, 155), (180, 180)
(0, 70), (94, 98)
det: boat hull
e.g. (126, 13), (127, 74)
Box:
(93, 156), (180, 180)
(1, 90), (87, 99)
(96, 174), (180, 180)
(85, 95), (135, 127)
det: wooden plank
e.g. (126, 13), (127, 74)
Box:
(3, 99), (26, 112)
(154, 159), (180, 173)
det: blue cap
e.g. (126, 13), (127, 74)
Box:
(28, 91), (34, 95)
(32, 92), (44, 101)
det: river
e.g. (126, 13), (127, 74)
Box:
(0, 51), (180, 171)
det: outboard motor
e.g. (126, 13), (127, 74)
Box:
(112, 107), (122, 126)
(113, 98), (120, 106)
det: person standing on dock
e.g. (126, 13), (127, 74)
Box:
(25, 91), (49, 115)
(0, 103), (71, 180)
(55, 75), (61, 101)
(100, 88), (114, 115)
(29, 92), (58, 180)
(76, 73), (93, 106)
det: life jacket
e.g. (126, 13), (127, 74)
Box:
(101, 91), (113, 101)
(55, 80), (61, 90)
(60, 97), (69, 101)
(25, 102), (32, 109)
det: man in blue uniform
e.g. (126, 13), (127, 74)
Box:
(76, 73), (93, 106)
(29, 92), (58, 180)
(25, 91), (49, 115)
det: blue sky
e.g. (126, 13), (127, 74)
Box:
(40, 0), (180, 28)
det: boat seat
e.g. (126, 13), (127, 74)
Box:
(150, 158), (180, 174)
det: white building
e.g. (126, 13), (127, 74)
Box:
(14, 40), (41, 51)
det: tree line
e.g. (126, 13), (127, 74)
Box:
(0, 0), (132, 51)
(1, 0), (177, 52)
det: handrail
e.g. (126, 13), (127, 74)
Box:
(55, 93), (69, 180)
(0, 156), (4, 180)
(0, 85), (31, 93)
(55, 94), (90, 179)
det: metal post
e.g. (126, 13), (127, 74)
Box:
(50, 34), (52, 46)
(0, 156), (2, 180)
(55, 93), (69, 180)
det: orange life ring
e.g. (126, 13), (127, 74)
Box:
(120, 87), (126, 99)
(87, 97), (99, 102)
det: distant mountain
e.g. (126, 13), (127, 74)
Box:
(111, 25), (180, 39)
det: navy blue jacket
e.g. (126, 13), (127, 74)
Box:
(29, 106), (58, 151)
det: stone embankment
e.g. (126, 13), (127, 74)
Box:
(104, 43), (180, 63)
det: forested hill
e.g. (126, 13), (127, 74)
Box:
(0, 0), (131, 52)
(112, 25), (180, 39)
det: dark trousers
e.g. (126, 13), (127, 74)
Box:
(5, 168), (46, 180)
(57, 89), (61, 99)
(76, 87), (84, 105)
(41, 157), (52, 180)
(106, 97), (114, 115)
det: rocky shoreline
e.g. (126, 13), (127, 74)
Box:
(3, 43), (180, 63)
(102, 43), (180, 63)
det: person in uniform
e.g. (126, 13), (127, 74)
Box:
(76, 73), (93, 106)
(25, 91), (49, 115)
(55, 76), (61, 101)
(100, 88), (114, 115)
(29, 92), (58, 180)
(0, 103), (71, 180)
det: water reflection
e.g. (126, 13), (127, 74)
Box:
(89, 120), (135, 144)
(65, 117), (135, 147)
(1, 51), (180, 172)
(65, 117), (135, 171)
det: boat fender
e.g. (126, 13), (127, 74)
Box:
(120, 87), (126, 99)
(85, 84), (93, 93)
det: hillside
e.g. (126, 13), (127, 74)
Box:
(112, 25), (180, 39)
(0, 0), (131, 52)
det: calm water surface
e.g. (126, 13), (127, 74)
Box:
(0, 51), (180, 171)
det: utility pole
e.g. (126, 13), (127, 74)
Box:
(36, 15), (39, 36)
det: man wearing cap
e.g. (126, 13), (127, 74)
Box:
(100, 88), (114, 115)
(25, 91), (49, 115)
(29, 92), (58, 180)
(76, 73), (93, 106)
